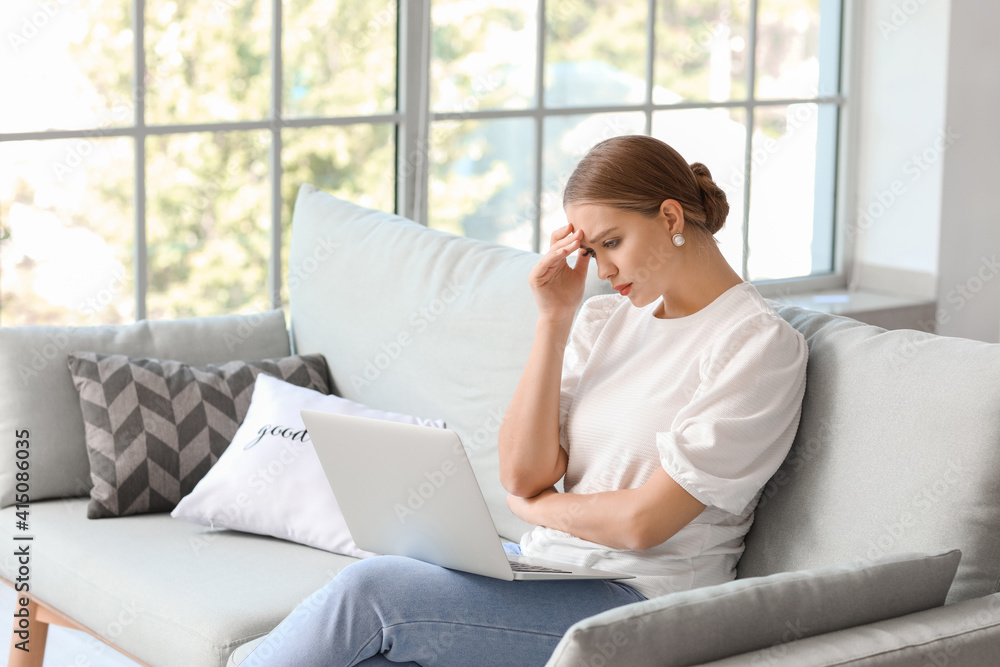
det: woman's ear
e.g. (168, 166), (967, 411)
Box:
(659, 199), (685, 235)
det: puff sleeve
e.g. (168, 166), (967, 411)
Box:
(656, 312), (808, 515)
(557, 295), (616, 453)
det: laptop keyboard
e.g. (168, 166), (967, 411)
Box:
(508, 560), (573, 574)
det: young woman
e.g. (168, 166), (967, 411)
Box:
(238, 135), (808, 666)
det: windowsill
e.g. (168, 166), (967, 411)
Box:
(768, 287), (932, 315)
(766, 288), (938, 332)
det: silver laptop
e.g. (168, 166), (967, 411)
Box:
(300, 409), (634, 582)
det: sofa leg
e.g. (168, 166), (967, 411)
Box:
(1, 580), (151, 667)
(7, 596), (48, 667)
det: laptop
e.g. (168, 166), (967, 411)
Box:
(300, 409), (635, 582)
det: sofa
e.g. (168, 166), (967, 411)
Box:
(2, 183), (999, 667)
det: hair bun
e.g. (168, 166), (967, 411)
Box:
(689, 162), (729, 234)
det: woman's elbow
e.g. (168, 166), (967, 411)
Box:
(502, 477), (530, 498)
(622, 511), (680, 551)
(501, 455), (566, 498)
(625, 521), (655, 552)
(500, 468), (540, 498)
(503, 477), (549, 499)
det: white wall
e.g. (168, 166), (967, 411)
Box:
(852, 0), (1000, 342)
(850, 0), (950, 296)
(934, 0), (1000, 342)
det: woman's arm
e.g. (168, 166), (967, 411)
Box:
(498, 317), (573, 498)
(506, 468), (706, 551)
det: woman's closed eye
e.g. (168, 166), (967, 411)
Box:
(582, 239), (618, 258)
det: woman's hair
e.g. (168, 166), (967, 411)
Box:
(562, 135), (729, 237)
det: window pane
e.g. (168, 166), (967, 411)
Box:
(755, 0), (822, 99)
(146, 131), (270, 319)
(0, 138), (134, 325)
(431, 0), (537, 112)
(545, 0), (647, 108)
(0, 0), (133, 132)
(428, 118), (535, 248)
(284, 0), (397, 118)
(652, 109), (747, 276)
(145, 0), (270, 125)
(541, 112), (646, 245)
(281, 123), (395, 306)
(748, 103), (822, 281)
(811, 103), (837, 275)
(654, 0), (750, 103)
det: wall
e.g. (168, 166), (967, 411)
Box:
(852, 0), (1000, 342)
(934, 0), (1000, 342)
(850, 0), (950, 299)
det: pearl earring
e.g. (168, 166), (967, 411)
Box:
(672, 233), (685, 247)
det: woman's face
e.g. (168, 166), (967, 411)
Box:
(564, 202), (683, 308)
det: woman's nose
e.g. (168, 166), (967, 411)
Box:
(597, 260), (615, 281)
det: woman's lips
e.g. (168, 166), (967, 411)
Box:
(617, 283), (632, 296)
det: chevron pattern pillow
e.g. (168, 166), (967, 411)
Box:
(65, 352), (329, 519)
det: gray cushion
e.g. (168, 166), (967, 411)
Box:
(65, 352), (329, 518)
(742, 303), (1000, 605)
(0, 310), (292, 508)
(287, 184), (614, 542)
(544, 549), (961, 667)
(698, 592), (1000, 666)
(0, 498), (360, 667)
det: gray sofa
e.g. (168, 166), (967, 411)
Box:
(1, 184), (999, 667)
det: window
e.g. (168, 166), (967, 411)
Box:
(0, 0), (845, 326)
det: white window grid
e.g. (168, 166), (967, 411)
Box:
(0, 0), (851, 320)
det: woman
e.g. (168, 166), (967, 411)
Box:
(239, 135), (808, 666)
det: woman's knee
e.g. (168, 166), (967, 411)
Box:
(276, 557), (418, 633)
(333, 555), (431, 600)
(337, 554), (422, 582)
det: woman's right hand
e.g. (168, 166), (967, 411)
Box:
(528, 222), (590, 325)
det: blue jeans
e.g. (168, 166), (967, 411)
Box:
(241, 543), (646, 666)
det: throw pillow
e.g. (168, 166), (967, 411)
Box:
(170, 372), (446, 557)
(0, 308), (291, 509)
(545, 548), (963, 667)
(66, 352), (329, 519)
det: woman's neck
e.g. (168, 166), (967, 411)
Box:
(653, 247), (745, 320)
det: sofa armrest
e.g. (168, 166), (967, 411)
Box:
(699, 592), (1000, 667)
(543, 550), (962, 667)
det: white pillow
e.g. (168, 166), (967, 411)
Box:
(170, 372), (446, 557)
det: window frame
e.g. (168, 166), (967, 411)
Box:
(402, 0), (855, 300)
(0, 0), (857, 323)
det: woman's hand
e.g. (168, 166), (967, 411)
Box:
(506, 486), (560, 525)
(528, 222), (590, 324)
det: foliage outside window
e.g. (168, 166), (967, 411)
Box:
(0, 0), (843, 326)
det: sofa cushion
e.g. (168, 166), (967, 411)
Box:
(0, 310), (292, 509)
(544, 548), (961, 667)
(741, 303), (1000, 605)
(0, 498), (361, 667)
(697, 592), (1000, 667)
(65, 352), (329, 518)
(171, 372), (445, 557)
(286, 184), (614, 542)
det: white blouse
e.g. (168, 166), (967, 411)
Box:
(518, 282), (809, 600)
